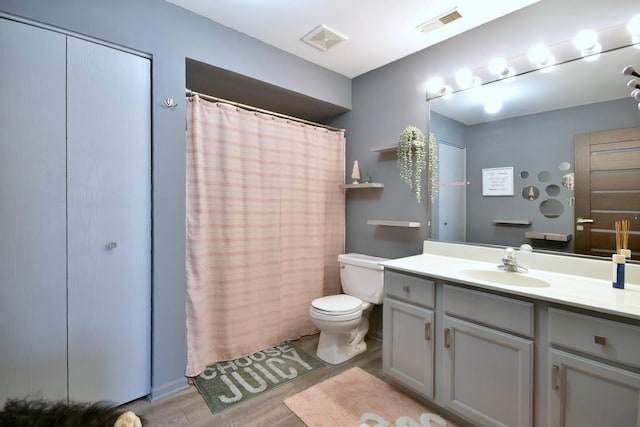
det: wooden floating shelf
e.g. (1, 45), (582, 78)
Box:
(367, 220), (421, 228)
(339, 183), (384, 189)
(525, 231), (572, 242)
(493, 219), (532, 225)
(370, 144), (398, 153)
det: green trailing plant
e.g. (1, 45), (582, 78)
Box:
(398, 126), (438, 203)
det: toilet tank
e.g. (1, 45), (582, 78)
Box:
(338, 253), (389, 304)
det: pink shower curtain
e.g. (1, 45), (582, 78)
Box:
(185, 96), (345, 377)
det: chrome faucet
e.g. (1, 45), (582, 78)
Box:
(499, 247), (528, 273)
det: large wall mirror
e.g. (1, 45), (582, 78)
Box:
(427, 42), (640, 260)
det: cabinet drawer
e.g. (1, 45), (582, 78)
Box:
(384, 271), (435, 308)
(443, 285), (534, 338)
(549, 308), (640, 369)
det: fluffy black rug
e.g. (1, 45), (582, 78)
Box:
(0, 399), (143, 427)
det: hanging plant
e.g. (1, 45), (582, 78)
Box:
(398, 126), (438, 203)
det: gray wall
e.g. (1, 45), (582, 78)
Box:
(335, 0), (639, 260)
(1, 0), (350, 399)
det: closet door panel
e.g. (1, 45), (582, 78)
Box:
(66, 37), (151, 404)
(0, 19), (68, 405)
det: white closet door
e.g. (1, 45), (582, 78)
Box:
(0, 18), (68, 405)
(66, 37), (151, 404)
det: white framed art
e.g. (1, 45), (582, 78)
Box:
(482, 167), (514, 196)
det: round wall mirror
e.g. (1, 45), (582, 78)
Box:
(546, 184), (561, 196)
(539, 198), (564, 218)
(522, 186), (539, 201)
(537, 171), (552, 182)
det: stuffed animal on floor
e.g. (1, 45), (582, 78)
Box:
(0, 398), (143, 427)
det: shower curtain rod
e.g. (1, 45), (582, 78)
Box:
(185, 89), (345, 133)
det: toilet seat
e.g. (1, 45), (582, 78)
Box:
(311, 295), (362, 321)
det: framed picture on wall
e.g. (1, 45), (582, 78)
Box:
(482, 167), (514, 196)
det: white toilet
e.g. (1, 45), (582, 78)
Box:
(310, 253), (388, 364)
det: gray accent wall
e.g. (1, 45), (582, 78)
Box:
(1, 0), (351, 400)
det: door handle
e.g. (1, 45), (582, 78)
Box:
(576, 217), (594, 224)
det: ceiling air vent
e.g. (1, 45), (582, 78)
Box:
(302, 25), (348, 52)
(417, 8), (462, 34)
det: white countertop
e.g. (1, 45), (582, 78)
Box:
(380, 241), (640, 321)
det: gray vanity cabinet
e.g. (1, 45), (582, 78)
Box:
(383, 271), (435, 398)
(547, 309), (640, 426)
(442, 285), (534, 427)
(383, 271), (534, 427)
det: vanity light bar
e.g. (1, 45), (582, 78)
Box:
(426, 17), (640, 99)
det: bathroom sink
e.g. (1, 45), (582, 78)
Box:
(454, 268), (551, 288)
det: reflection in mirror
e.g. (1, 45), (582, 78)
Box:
(522, 186), (539, 201)
(546, 184), (561, 196)
(428, 43), (640, 257)
(540, 199), (564, 218)
(537, 171), (552, 183)
(558, 161), (571, 171)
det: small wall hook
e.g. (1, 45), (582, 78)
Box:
(163, 98), (178, 109)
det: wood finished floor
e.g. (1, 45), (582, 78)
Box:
(120, 334), (383, 426)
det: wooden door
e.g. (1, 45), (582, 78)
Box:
(574, 127), (640, 260)
(0, 18), (69, 405)
(66, 37), (151, 404)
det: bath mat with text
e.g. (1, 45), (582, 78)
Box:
(285, 367), (459, 427)
(193, 341), (324, 414)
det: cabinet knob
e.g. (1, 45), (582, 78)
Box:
(425, 322), (431, 341)
(444, 328), (451, 348)
(402, 285), (411, 297)
(594, 335), (607, 345)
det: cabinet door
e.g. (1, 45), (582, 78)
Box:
(442, 316), (533, 427)
(383, 297), (434, 398)
(548, 349), (640, 427)
(0, 18), (68, 405)
(66, 37), (151, 404)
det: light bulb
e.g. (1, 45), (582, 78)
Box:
(484, 99), (502, 114)
(573, 29), (601, 59)
(455, 68), (474, 89)
(528, 43), (555, 69)
(628, 14), (640, 36)
(629, 14), (640, 45)
(489, 57), (515, 79)
(426, 76), (444, 94)
(573, 29), (597, 51)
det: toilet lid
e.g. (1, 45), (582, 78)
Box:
(311, 294), (362, 315)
